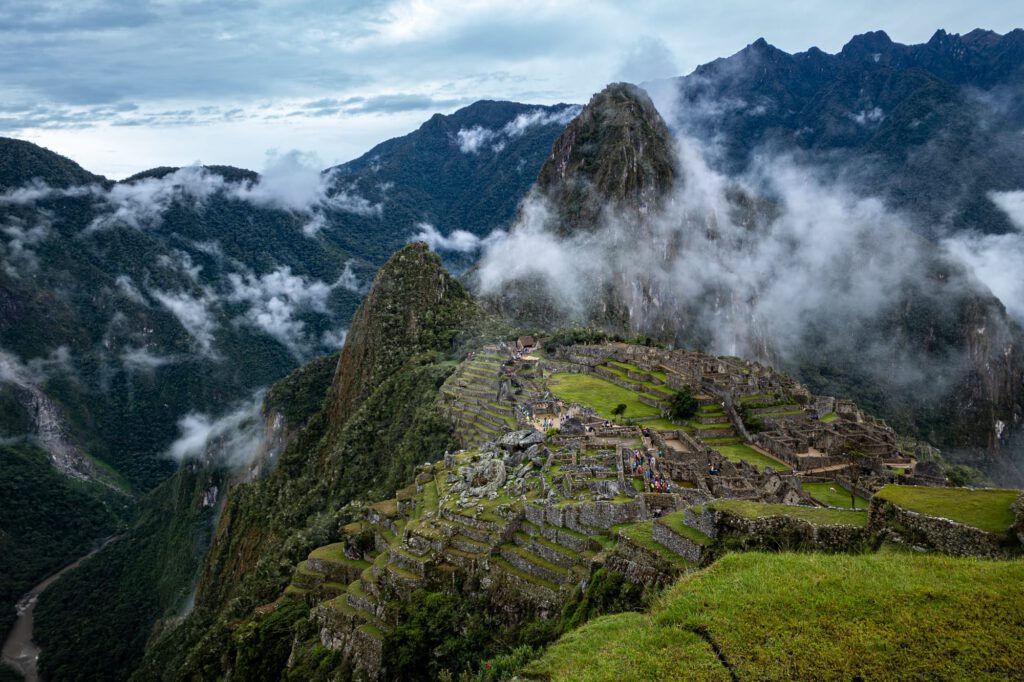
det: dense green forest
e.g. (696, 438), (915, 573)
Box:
(0, 442), (131, 641)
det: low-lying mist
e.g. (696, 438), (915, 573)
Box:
(467, 108), (1023, 477)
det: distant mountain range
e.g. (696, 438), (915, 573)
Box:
(647, 28), (1024, 237)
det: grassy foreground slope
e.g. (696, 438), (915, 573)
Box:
(523, 552), (1024, 681)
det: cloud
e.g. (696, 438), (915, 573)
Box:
(151, 289), (218, 354)
(455, 104), (581, 154)
(336, 260), (362, 292)
(158, 250), (203, 282)
(941, 190), (1024, 323)
(345, 93), (463, 114)
(990, 190), (1024, 228)
(0, 180), (94, 205)
(1, 219), (49, 277)
(851, 106), (884, 125)
(88, 166), (228, 231)
(411, 221), (501, 253)
(300, 213), (328, 237)
(164, 392), (266, 468)
(114, 275), (147, 304)
(121, 347), (175, 371)
(456, 125), (498, 154)
(476, 132), (996, 403)
(0, 151), (381, 237)
(615, 36), (679, 83)
(232, 150), (332, 212)
(502, 105), (582, 137)
(321, 327), (349, 350)
(0, 347), (75, 387)
(146, 259), (352, 359)
(227, 266), (333, 357)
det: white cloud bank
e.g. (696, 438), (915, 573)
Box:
(942, 190), (1024, 323)
(455, 105), (582, 154)
(475, 133), (1005, 400)
(227, 266), (333, 357)
(165, 392), (265, 468)
(0, 150), (381, 237)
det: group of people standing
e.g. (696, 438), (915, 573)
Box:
(631, 448), (672, 494)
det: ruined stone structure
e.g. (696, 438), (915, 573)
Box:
(266, 340), (1021, 678)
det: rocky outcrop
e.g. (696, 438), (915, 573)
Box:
(0, 352), (107, 485)
(328, 242), (479, 427)
(534, 82), (676, 238)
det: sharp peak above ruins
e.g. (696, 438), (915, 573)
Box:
(533, 81), (676, 237)
(327, 241), (475, 426)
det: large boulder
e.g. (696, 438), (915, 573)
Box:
(559, 417), (586, 435)
(498, 429), (545, 451)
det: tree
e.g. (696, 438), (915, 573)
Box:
(612, 404), (627, 421)
(668, 389), (698, 421)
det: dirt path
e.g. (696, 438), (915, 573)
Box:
(2, 535), (121, 681)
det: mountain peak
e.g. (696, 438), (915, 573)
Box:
(327, 242), (477, 426)
(840, 30), (895, 59)
(0, 137), (106, 190)
(535, 82), (676, 236)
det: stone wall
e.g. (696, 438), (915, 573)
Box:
(651, 521), (712, 565)
(307, 557), (365, 585)
(605, 533), (683, 589)
(316, 604), (383, 679)
(1015, 494), (1024, 546)
(868, 497), (1019, 559)
(530, 499), (645, 532)
(711, 509), (867, 552)
(684, 506), (718, 539)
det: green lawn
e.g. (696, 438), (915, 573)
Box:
(414, 479), (438, 519)
(802, 481), (870, 509)
(820, 412), (838, 423)
(547, 372), (660, 420)
(521, 611), (729, 681)
(525, 552), (1024, 681)
(599, 363), (675, 394)
(642, 418), (688, 431)
(875, 485), (1021, 535)
(712, 444), (789, 471)
(707, 499), (868, 527)
(606, 360), (668, 383)
(308, 543), (370, 569)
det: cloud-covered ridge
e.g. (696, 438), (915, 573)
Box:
(456, 105), (582, 154)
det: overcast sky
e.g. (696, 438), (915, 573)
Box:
(1, 0), (1018, 178)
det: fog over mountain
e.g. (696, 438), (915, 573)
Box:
(472, 30), (1024, 479)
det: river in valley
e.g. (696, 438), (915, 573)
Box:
(2, 536), (120, 682)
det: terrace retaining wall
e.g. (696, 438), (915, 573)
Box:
(711, 508), (867, 552)
(605, 533), (684, 589)
(868, 497), (1019, 559)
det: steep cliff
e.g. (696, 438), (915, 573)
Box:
(328, 242), (479, 425)
(132, 243), (489, 679)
